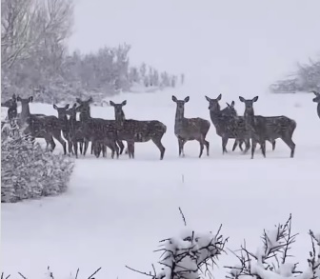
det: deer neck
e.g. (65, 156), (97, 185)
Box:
(115, 110), (125, 127)
(20, 103), (31, 124)
(244, 109), (255, 126)
(175, 108), (184, 124)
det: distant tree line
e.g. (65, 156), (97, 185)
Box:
(270, 57), (320, 93)
(1, 0), (184, 104)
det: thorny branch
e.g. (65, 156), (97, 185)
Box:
(225, 214), (319, 279)
(126, 209), (227, 279)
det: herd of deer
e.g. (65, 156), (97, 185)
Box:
(1, 90), (320, 160)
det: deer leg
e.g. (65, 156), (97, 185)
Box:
(51, 131), (66, 155)
(197, 137), (204, 158)
(204, 139), (210, 156)
(151, 138), (166, 160)
(251, 139), (257, 159)
(232, 139), (239, 152)
(91, 141), (95, 155)
(73, 141), (78, 158)
(127, 142), (134, 159)
(178, 138), (183, 157)
(260, 140), (266, 158)
(79, 141), (83, 154)
(83, 140), (90, 156)
(117, 140), (125, 155)
(222, 137), (228, 154)
(243, 139), (250, 154)
(281, 137), (295, 158)
(270, 139), (276, 151)
(107, 141), (119, 159)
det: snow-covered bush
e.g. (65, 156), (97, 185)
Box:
(225, 214), (320, 279)
(126, 208), (228, 279)
(1, 128), (75, 203)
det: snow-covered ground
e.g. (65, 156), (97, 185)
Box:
(1, 85), (320, 278)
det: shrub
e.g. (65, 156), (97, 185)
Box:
(1, 133), (75, 203)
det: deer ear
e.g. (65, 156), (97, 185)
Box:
(205, 96), (211, 102)
(76, 98), (82, 104)
(109, 101), (115, 106)
(12, 94), (16, 100)
(184, 96), (190, 102)
(65, 104), (70, 109)
(53, 104), (58, 110)
(88, 97), (93, 103)
(16, 96), (21, 101)
(231, 101), (235, 106)
(312, 91), (320, 96)
(28, 96), (34, 102)
(172, 95), (177, 102)
(122, 100), (127, 106)
(73, 103), (77, 108)
(239, 96), (245, 102)
(217, 94), (222, 101)
(252, 96), (259, 102)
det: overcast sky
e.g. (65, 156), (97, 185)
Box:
(68, 0), (320, 92)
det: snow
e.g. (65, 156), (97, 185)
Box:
(1, 84), (320, 279)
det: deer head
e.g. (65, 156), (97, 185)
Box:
(172, 95), (190, 119)
(109, 100), (127, 124)
(53, 104), (70, 119)
(205, 94), (222, 113)
(239, 96), (258, 114)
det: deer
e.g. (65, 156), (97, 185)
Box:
(172, 96), (210, 158)
(221, 100), (276, 152)
(205, 94), (252, 155)
(312, 91), (320, 119)
(16, 96), (67, 154)
(75, 97), (125, 156)
(239, 96), (296, 159)
(53, 104), (74, 154)
(1, 94), (18, 120)
(71, 101), (119, 159)
(109, 100), (167, 160)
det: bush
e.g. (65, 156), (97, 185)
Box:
(1, 133), (75, 203)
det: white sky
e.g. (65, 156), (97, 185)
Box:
(68, 0), (320, 92)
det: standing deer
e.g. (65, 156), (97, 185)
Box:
(53, 104), (73, 154)
(172, 96), (210, 158)
(205, 94), (252, 155)
(312, 91), (320, 119)
(239, 96), (296, 159)
(76, 97), (125, 156)
(72, 101), (119, 158)
(221, 100), (276, 152)
(109, 100), (167, 160)
(16, 96), (67, 154)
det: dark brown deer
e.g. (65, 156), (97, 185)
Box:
(312, 91), (320, 119)
(239, 96), (296, 159)
(70, 102), (119, 159)
(172, 96), (210, 158)
(16, 96), (67, 154)
(109, 100), (167, 160)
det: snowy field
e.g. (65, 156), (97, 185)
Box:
(1, 86), (320, 278)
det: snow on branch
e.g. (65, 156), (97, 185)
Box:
(225, 214), (320, 279)
(126, 208), (228, 279)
